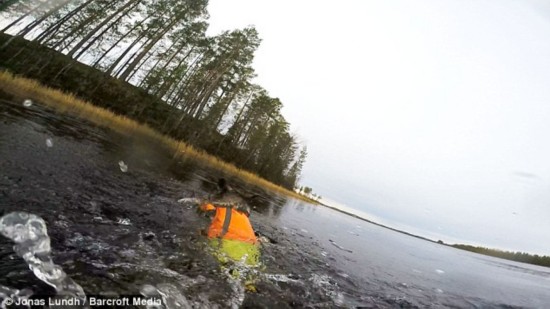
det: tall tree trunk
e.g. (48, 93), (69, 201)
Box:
(183, 53), (237, 115)
(67, 0), (138, 58)
(76, 4), (148, 60)
(104, 29), (152, 75)
(212, 89), (239, 128)
(140, 42), (193, 88)
(191, 80), (221, 117)
(238, 112), (260, 147)
(214, 93), (251, 154)
(156, 52), (204, 99)
(91, 15), (150, 67)
(125, 47), (158, 81)
(1, 0), (71, 49)
(117, 17), (180, 81)
(195, 86), (226, 119)
(15, 0), (71, 38)
(113, 46), (143, 76)
(1, 1), (46, 33)
(229, 104), (252, 144)
(34, 0), (96, 44)
(49, 0), (120, 50)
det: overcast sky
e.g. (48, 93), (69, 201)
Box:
(207, 0), (550, 255)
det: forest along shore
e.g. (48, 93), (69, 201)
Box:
(0, 0), (311, 201)
(0, 70), (315, 205)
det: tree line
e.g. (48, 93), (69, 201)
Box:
(296, 186), (321, 201)
(451, 244), (550, 268)
(0, 0), (307, 189)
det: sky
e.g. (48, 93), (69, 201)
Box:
(207, 0), (550, 255)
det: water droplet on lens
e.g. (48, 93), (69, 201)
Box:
(118, 161), (128, 173)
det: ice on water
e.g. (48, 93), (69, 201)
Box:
(177, 197), (202, 204)
(118, 160), (128, 173)
(117, 218), (131, 225)
(0, 212), (86, 303)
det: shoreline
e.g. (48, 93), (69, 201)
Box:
(318, 201), (550, 268)
(0, 70), (318, 205)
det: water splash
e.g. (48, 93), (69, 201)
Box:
(0, 212), (86, 303)
(226, 277), (245, 309)
(338, 272), (349, 279)
(205, 246), (261, 308)
(263, 273), (302, 284)
(141, 283), (191, 309)
(118, 161), (128, 173)
(140, 280), (217, 309)
(0, 284), (33, 307)
(116, 218), (131, 225)
(22, 99), (33, 107)
(329, 239), (353, 253)
(309, 274), (345, 306)
(177, 197), (202, 204)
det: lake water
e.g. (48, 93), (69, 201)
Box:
(1, 95), (549, 308)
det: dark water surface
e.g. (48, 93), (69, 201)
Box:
(1, 97), (549, 308)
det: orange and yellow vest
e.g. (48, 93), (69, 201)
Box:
(200, 203), (258, 244)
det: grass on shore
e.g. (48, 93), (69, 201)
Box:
(0, 70), (318, 204)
